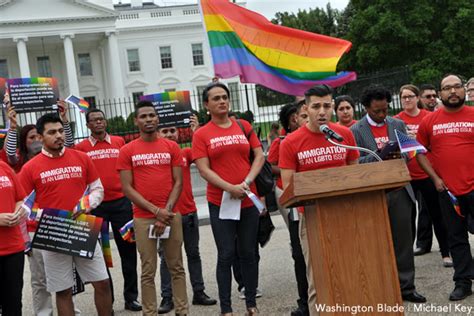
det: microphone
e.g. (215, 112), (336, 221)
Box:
(319, 124), (344, 142)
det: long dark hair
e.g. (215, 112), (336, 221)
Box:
(19, 124), (37, 163)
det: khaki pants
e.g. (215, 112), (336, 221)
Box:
(134, 214), (188, 315)
(275, 187), (290, 229)
(299, 213), (318, 315)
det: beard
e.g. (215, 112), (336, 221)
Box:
(442, 96), (465, 109)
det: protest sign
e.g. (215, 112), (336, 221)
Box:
(32, 208), (103, 259)
(140, 91), (192, 128)
(8, 77), (59, 113)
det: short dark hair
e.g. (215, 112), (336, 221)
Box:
(134, 100), (155, 117)
(440, 73), (465, 86)
(360, 84), (392, 108)
(304, 84), (333, 101)
(419, 84), (436, 94)
(36, 113), (63, 135)
(85, 108), (105, 122)
(296, 99), (306, 112)
(334, 95), (355, 112)
(279, 102), (297, 133)
(202, 82), (230, 102)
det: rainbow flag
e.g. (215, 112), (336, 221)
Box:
(101, 221), (113, 268)
(21, 190), (36, 218)
(447, 190), (463, 217)
(74, 188), (90, 213)
(119, 219), (135, 243)
(0, 120), (10, 139)
(66, 95), (90, 113)
(395, 130), (427, 160)
(200, 0), (356, 96)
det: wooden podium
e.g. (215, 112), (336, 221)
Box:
(280, 160), (410, 315)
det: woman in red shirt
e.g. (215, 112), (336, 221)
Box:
(192, 83), (264, 316)
(0, 160), (27, 315)
(335, 95), (357, 128)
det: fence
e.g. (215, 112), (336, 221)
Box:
(0, 67), (412, 146)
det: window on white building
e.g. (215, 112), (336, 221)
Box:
(132, 91), (144, 104)
(192, 43), (204, 66)
(228, 82), (241, 111)
(0, 59), (8, 78)
(160, 46), (173, 69)
(196, 85), (207, 109)
(165, 88), (176, 92)
(127, 49), (141, 72)
(78, 53), (93, 76)
(37, 56), (52, 77)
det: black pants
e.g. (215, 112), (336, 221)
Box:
(232, 238), (260, 292)
(160, 212), (205, 298)
(438, 190), (474, 288)
(386, 189), (416, 295)
(0, 251), (24, 316)
(288, 215), (309, 311)
(92, 196), (139, 302)
(209, 202), (259, 313)
(411, 178), (450, 257)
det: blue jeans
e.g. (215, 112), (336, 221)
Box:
(209, 202), (259, 313)
(160, 212), (205, 298)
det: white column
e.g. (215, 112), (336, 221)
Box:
(13, 36), (31, 77)
(60, 33), (87, 139)
(105, 31), (125, 99)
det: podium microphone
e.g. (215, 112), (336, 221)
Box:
(319, 124), (344, 142)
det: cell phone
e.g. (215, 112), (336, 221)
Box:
(378, 141), (399, 160)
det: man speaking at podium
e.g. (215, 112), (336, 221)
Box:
(350, 85), (426, 303)
(279, 84), (359, 315)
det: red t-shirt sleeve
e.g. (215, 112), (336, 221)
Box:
(117, 144), (132, 171)
(9, 168), (26, 201)
(416, 119), (430, 149)
(267, 138), (280, 164)
(191, 131), (208, 161)
(18, 167), (34, 196)
(279, 139), (297, 170)
(170, 142), (183, 167)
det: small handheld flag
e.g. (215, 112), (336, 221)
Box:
(65, 95), (90, 113)
(74, 188), (91, 213)
(101, 221), (113, 268)
(0, 120), (10, 139)
(447, 190), (463, 217)
(394, 130), (427, 160)
(119, 219), (135, 243)
(21, 190), (36, 218)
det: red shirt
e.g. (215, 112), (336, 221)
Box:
(117, 137), (183, 219)
(20, 149), (100, 211)
(417, 106), (474, 195)
(0, 161), (26, 255)
(75, 135), (125, 202)
(369, 125), (389, 150)
(175, 148), (197, 215)
(0, 149), (23, 173)
(279, 123), (359, 213)
(394, 110), (431, 180)
(338, 120), (358, 128)
(192, 119), (261, 208)
(267, 137), (283, 189)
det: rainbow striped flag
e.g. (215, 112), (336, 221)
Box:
(74, 188), (91, 213)
(101, 221), (113, 268)
(119, 219), (135, 243)
(65, 95), (90, 113)
(447, 190), (463, 217)
(200, 0), (356, 95)
(22, 190), (36, 218)
(395, 130), (427, 160)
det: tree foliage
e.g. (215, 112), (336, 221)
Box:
(272, 0), (474, 85)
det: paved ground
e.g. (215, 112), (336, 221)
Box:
(22, 207), (474, 315)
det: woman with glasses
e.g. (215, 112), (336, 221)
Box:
(192, 82), (264, 316)
(335, 95), (357, 128)
(395, 84), (452, 267)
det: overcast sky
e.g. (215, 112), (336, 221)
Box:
(113, 0), (349, 19)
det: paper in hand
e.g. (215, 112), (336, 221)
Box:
(219, 191), (241, 220)
(245, 190), (265, 213)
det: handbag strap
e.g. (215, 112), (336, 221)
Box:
(235, 119), (253, 140)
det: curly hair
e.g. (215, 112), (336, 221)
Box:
(278, 102), (297, 133)
(360, 85), (392, 108)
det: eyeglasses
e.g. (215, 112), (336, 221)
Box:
(422, 94), (437, 99)
(441, 83), (464, 92)
(401, 95), (417, 101)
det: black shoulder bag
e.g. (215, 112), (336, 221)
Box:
(236, 119), (274, 196)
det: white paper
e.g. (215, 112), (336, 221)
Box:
(219, 191), (241, 220)
(245, 190), (265, 213)
(149, 225), (171, 239)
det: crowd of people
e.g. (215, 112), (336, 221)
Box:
(0, 74), (473, 316)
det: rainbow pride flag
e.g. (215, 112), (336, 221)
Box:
(395, 130), (427, 160)
(101, 221), (113, 268)
(66, 95), (90, 113)
(447, 190), (463, 217)
(119, 219), (135, 243)
(200, 0), (356, 95)
(74, 188), (91, 213)
(22, 190), (36, 218)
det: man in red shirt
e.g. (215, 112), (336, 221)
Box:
(417, 74), (474, 301)
(351, 85), (426, 303)
(419, 84), (440, 112)
(157, 118), (216, 314)
(279, 85), (360, 316)
(75, 108), (141, 312)
(20, 113), (112, 316)
(117, 101), (188, 316)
